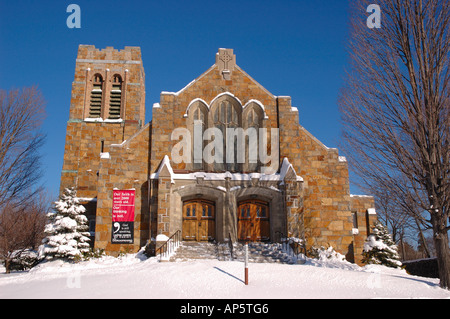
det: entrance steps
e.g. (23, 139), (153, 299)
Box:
(169, 241), (218, 262)
(169, 241), (302, 264)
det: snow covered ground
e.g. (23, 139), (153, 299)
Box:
(1, 252), (449, 299)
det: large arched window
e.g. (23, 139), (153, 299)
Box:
(89, 74), (103, 118)
(186, 95), (267, 173)
(212, 98), (241, 172)
(109, 75), (122, 119)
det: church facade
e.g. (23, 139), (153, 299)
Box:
(60, 45), (377, 264)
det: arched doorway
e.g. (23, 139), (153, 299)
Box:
(182, 199), (215, 241)
(238, 199), (270, 241)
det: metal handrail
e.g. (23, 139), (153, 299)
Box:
(275, 231), (306, 263)
(228, 232), (234, 260)
(156, 230), (181, 261)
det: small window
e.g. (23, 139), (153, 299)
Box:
(352, 211), (358, 229)
(191, 104), (207, 171)
(109, 75), (122, 119)
(89, 74), (103, 118)
(365, 211), (371, 235)
(246, 106), (262, 172)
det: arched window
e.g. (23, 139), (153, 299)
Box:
(109, 75), (122, 119)
(191, 104), (207, 170)
(212, 99), (241, 172)
(245, 106), (263, 172)
(89, 74), (103, 118)
(186, 95), (266, 173)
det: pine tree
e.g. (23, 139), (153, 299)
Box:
(362, 221), (402, 268)
(39, 187), (90, 260)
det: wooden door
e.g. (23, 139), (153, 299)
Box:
(182, 200), (215, 241)
(238, 200), (270, 241)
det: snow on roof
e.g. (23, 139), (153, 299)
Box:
(279, 157), (303, 182)
(152, 155), (175, 183)
(160, 64), (216, 97)
(182, 92), (268, 119)
(149, 156), (303, 184)
(84, 118), (123, 123)
(209, 92), (243, 106)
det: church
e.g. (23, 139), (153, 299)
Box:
(60, 45), (377, 264)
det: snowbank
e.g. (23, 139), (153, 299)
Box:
(1, 251), (449, 299)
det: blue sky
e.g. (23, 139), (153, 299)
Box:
(0, 0), (357, 198)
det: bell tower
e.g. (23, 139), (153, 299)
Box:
(60, 45), (146, 198)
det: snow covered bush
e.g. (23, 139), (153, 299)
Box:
(39, 187), (91, 261)
(362, 221), (402, 268)
(7, 249), (41, 271)
(308, 245), (347, 262)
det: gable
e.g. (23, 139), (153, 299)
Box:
(156, 48), (278, 122)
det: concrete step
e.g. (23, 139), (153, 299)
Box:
(169, 241), (218, 262)
(169, 241), (304, 264)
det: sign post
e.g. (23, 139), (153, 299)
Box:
(111, 189), (135, 244)
(244, 243), (249, 285)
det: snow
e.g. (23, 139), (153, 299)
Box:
(151, 155), (175, 183)
(180, 93), (268, 119)
(1, 251), (449, 299)
(364, 235), (390, 252)
(149, 157), (303, 184)
(84, 118), (123, 123)
(155, 234), (169, 242)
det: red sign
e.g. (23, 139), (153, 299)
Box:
(112, 189), (135, 222)
(111, 189), (135, 244)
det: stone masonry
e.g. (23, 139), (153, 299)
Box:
(59, 45), (377, 263)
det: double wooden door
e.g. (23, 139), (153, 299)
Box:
(238, 200), (270, 241)
(182, 200), (215, 241)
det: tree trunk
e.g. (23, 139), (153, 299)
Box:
(5, 258), (11, 274)
(416, 219), (431, 259)
(434, 233), (450, 289)
(431, 212), (450, 289)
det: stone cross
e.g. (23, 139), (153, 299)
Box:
(216, 49), (236, 80)
(220, 51), (233, 70)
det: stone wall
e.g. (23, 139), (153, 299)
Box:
(94, 124), (151, 254)
(350, 195), (377, 264)
(297, 125), (354, 257)
(60, 45), (146, 255)
(59, 46), (377, 262)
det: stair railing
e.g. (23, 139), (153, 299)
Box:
(156, 230), (181, 261)
(275, 231), (307, 264)
(228, 232), (234, 260)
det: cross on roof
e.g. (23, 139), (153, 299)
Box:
(219, 51), (233, 69)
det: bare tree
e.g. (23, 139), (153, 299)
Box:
(0, 87), (47, 273)
(0, 87), (46, 208)
(339, 0), (450, 289)
(0, 192), (49, 273)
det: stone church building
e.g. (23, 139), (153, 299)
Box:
(60, 45), (377, 264)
